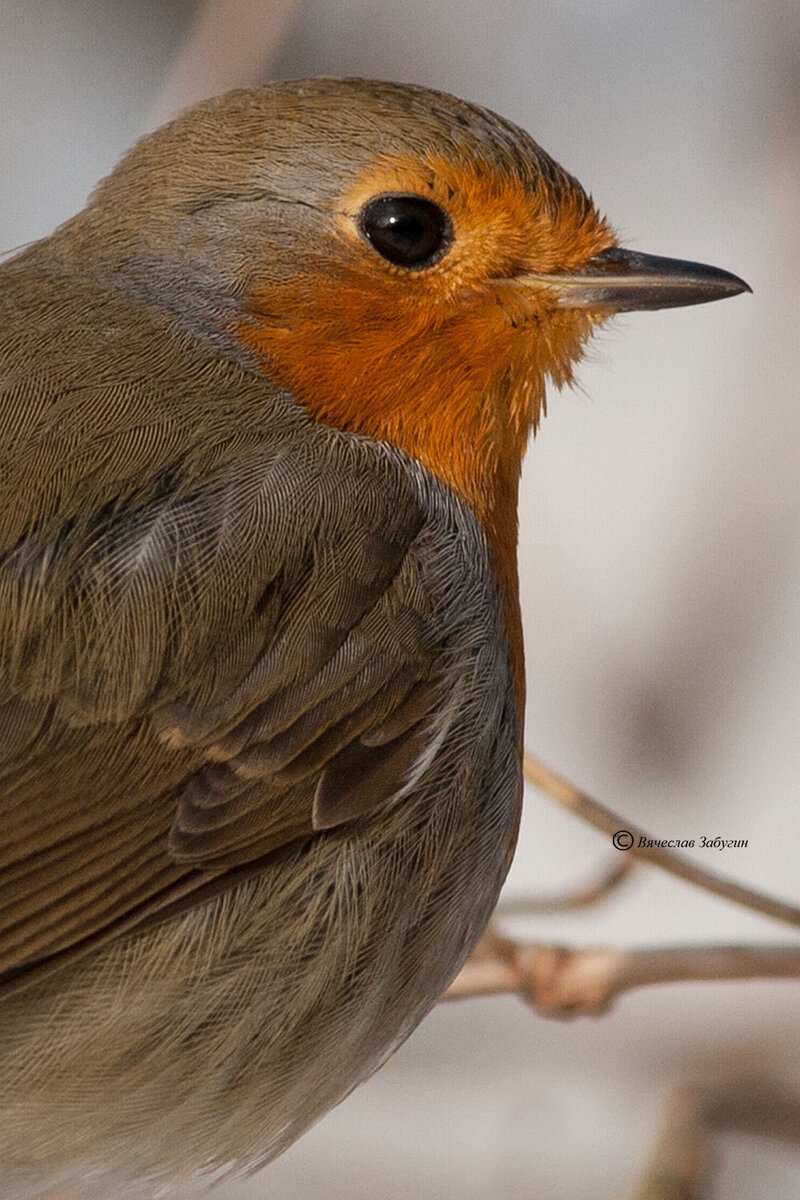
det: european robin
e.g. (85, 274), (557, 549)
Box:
(0, 78), (748, 1198)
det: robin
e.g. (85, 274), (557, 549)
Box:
(0, 78), (748, 1197)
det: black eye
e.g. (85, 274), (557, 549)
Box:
(359, 194), (452, 269)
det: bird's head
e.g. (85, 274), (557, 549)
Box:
(63, 78), (748, 612)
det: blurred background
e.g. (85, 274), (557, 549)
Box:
(2, 1), (798, 1195)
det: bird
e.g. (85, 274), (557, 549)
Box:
(0, 78), (748, 1199)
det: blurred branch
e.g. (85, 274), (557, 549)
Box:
(629, 1086), (712, 1200)
(443, 932), (800, 1017)
(628, 1083), (800, 1200)
(703, 1085), (800, 1147)
(524, 753), (800, 931)
(496, 856), (635, 916)
(147, 0), (299, 129)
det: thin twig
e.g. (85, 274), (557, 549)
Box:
(444, 937), (800, 1017)
(496, 856), (635, 916)
(524, 754), (800, 931)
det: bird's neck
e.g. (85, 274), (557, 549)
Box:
(236, 312), (534, 712)
(364, 389), (529, 714)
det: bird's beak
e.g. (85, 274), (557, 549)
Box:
(512, 246), (751, 312)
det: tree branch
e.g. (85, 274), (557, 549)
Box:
(524, 754), (800, 931)
(444, 935), (800, 1017)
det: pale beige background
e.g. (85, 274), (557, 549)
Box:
(1, 1), (799, 1196)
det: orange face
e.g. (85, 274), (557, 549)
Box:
(237, 153), (612, 531)
(233, 148), (614, 696)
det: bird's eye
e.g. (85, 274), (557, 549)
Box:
(358, 195), (452, 269)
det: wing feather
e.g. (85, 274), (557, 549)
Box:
(0, 261), (465, 987)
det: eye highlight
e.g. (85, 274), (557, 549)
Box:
(358, 194), (452, 269)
